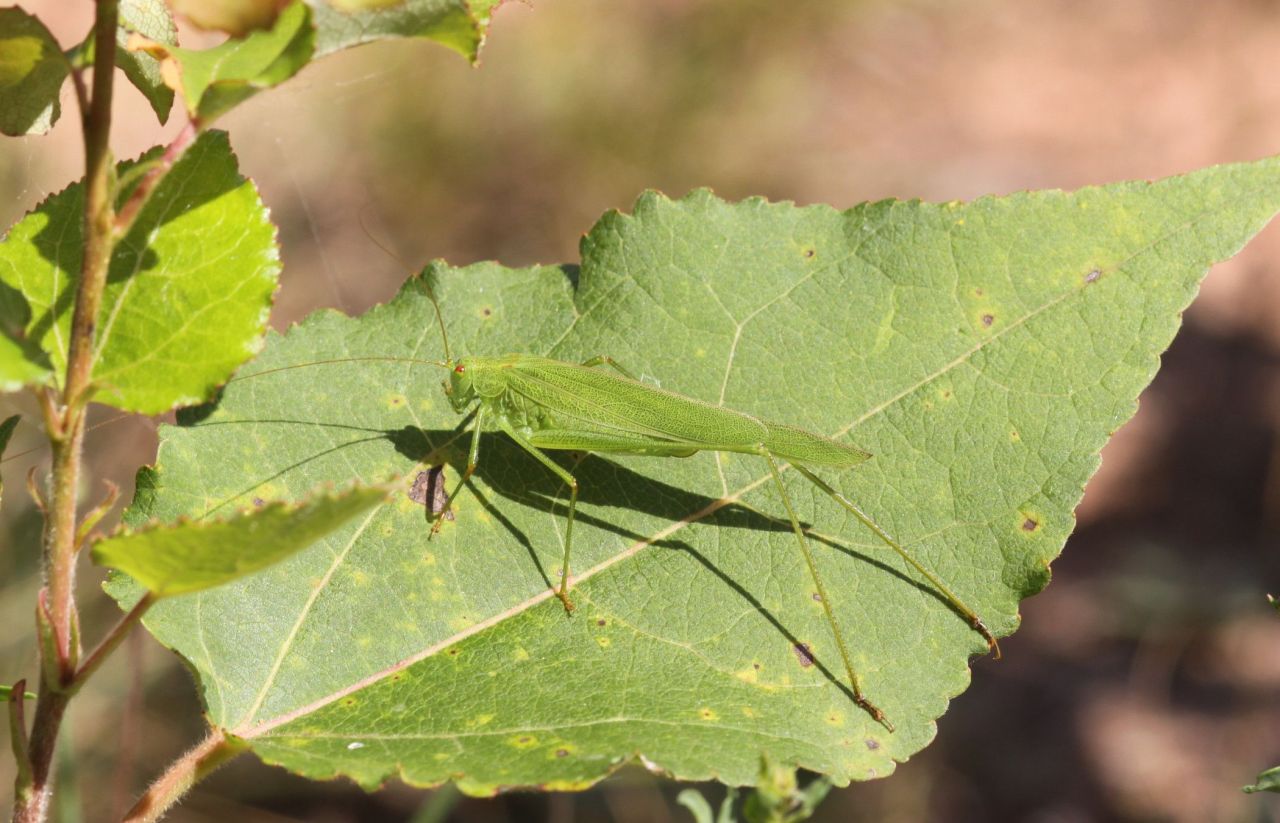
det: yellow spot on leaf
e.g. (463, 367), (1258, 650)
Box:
(509, 735), (538, 749)
(698, 707), (719, 721)
(596, 636), (611, 649)
(513, 647), (531, 661)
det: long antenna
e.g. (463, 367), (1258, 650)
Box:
(358, 206), (453, 364)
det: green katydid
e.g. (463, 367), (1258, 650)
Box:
(236, 284), (1001, 733)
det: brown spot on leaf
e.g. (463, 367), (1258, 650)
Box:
(252, 497), (264, 507)
(793, 643), (815, 667)
(1085, 269), (1101, 283)
(596, 618), (606, 627)
(866, 738), (880, 750)
(981, 313), (994, 327)
(1022, 517), (1040, 532)
(802, 247), (816, 259)
(481, 307), (493, 317)
(408, 467), (453, 519)
(555, 749), (569, 758)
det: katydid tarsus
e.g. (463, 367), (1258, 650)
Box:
(232, 282), (1001, 733)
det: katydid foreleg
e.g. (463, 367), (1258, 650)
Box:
(430, 405), (486, 539)
(762, 451), (893, 732)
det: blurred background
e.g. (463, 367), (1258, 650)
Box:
(2, 0), (1280, 820)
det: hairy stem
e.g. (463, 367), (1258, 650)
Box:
(113, 119), (197, 234)
(122, 730), (246, 823)
(14, 1), (120, 820)
(67, 594), (155, 696)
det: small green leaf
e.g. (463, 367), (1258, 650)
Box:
(114, 159), (1280, 791)
(166, 0), (313, 122)
(0, 414), (17, 454)
(1244, 765), (1280, 794)
(312, 0), (496, 63)
(0, 8), (69, 136)
(0, 130), (280, 414)
(118, 0), (177, 123)
(94, 482), (392, 597)
(0, 685), (37, 701)
(0, 413), (18, 505)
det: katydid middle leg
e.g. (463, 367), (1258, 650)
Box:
(496, 419), (582, 614)
(761, 449), (893, 732)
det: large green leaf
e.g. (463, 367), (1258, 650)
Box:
(0, 7), (69, 136)
(0, 130), (279, 413)
(114, 160), (1280, 791)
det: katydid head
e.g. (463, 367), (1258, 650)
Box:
(444, 359), (478, 413)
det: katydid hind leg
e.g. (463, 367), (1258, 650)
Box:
(763, 450), (893, 732)
(792, 464), (1001, 659)
(431, 405), (487, 538)
(497, 420), (581, 615)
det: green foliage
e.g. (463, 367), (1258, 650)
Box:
(1244, 766), (1280, 794)
(311, 0), (499, 62)
(115, 0), (178, 123)
(0, 130), (279, 414)
(0, 7), (69, 136)
(742, 760), (833, 823)
(679, 759), (831, 823)
(164, 1), (315, 123)
(108, 161), (1280, 792)
(94, 482), (393, 597)
(0, 413), (18, 505)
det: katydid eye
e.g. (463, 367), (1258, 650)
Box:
(454, 364), (465, 374)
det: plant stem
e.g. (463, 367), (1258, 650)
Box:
(122, 730), (246, 823)
(114, 119), (198, 234)
(14, 1), (120, 820)
(67, 594), (155, 696)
